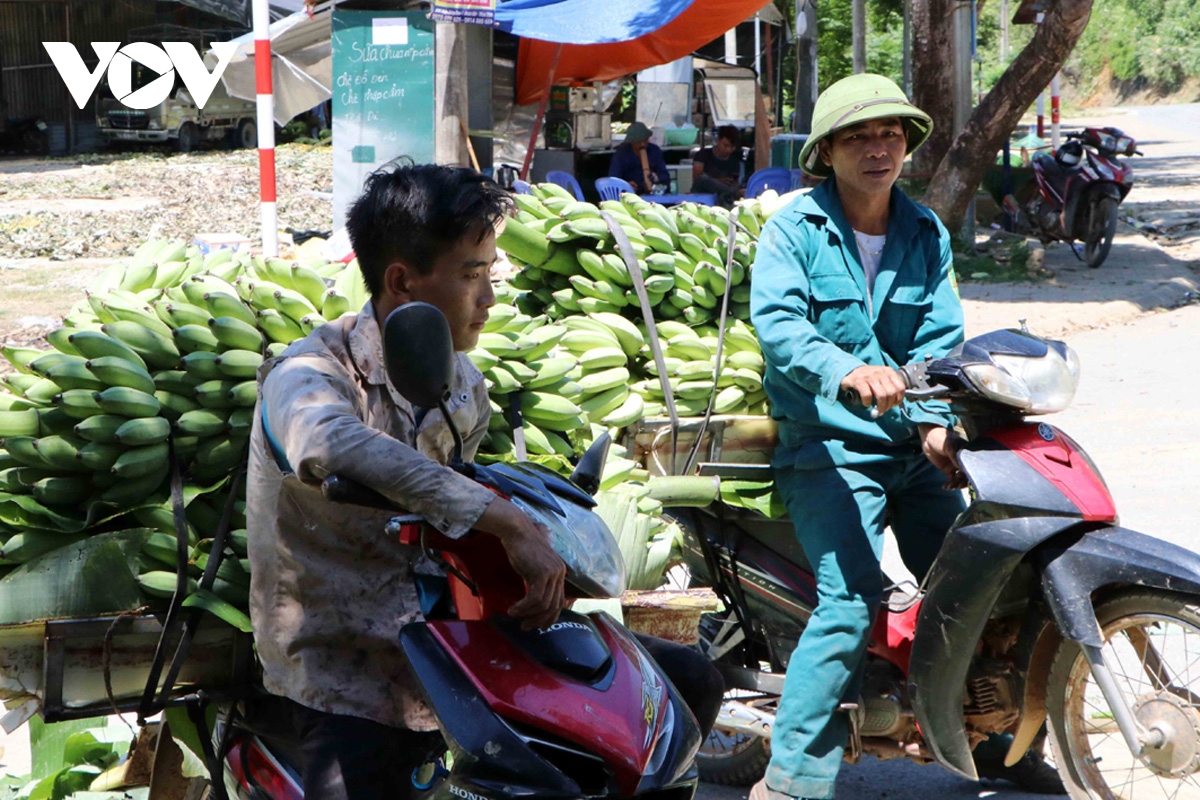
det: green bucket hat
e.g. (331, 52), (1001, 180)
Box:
(624, 121), (653, 144)
(798, 73), (933, 177)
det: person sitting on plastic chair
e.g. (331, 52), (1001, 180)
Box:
(609, 121), (669, 194)
(692, 124), (745, 207)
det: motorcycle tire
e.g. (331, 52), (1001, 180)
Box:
(693, 611), (772, 786)
(1046, 589), (1200, 800)
(1084, 197), (1118, 269)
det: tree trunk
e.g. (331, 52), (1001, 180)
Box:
(435, 22), (470, 167)
(923, 0), (1094, 230)
(910, 0), (956, 176)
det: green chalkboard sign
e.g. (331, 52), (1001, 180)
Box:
(332, 10), (435, 228)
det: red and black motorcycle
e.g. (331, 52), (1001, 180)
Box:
(678, 327), (1200, 799)
(1006, 126), (1141, 269)
(212, 303), (701, 800)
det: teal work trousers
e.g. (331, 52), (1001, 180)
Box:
(764, 453), (967, 799)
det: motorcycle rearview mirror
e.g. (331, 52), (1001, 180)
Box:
(570, 432), (611, 496)
(383, 302), (463, 465)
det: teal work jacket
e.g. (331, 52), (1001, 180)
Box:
(749, 177), (964, 469)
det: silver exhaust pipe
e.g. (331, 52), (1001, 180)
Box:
(714, 700), (775, 740)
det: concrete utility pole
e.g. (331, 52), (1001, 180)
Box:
(852, 0), (867, 73)
(434, 22), (471, 167)
(1000, 0), (1009, 62)
(794, 0), (819, 133)
(953, 0), (974, 240)
(902, 0), (912, 97)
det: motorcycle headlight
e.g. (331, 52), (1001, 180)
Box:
(991, 345), (1079, 414)
(961, 363), (1033, 410)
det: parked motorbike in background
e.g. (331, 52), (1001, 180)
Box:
(1005, 126), (1141, 269)
(678, 326), (1200, 800)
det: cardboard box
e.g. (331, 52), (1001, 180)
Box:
(193, 232), (254, 256)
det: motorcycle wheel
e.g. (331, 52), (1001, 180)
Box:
(1084, 197), (1118, 269)
(1046, 590), (1200, 800)
(694, 612), (773, 786)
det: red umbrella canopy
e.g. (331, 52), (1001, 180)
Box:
(516, 0), (771, 105)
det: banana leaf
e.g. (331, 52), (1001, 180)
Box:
(0, 529), (152, 625)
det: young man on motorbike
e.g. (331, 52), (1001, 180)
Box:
(247, 162), (722, 800)
(747, 75), (1064, 800)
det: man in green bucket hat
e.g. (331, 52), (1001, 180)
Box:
(748, 74), (1065, 799)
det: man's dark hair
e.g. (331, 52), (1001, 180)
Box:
(346, 160), (513, 297)
(716, 125), (740, 144)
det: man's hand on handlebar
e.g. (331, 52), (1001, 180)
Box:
(476, 498), (567, 630)
(919, 424), (967, 490)
(840, 365), (907, 415)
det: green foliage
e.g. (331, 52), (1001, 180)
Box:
(1065, 0), (1200, 92)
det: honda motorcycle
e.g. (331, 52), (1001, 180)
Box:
(210, 303), (701, 800)
(677, 327), (1200, 800)
(1006, 126), (1141, 269)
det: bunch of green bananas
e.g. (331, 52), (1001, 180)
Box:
(478, 184), (774, 468)
(0, 237), (366, 615)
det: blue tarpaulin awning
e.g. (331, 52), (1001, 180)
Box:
(493, 0), (695, 44)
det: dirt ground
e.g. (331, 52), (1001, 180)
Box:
(0, 143), (333, 357)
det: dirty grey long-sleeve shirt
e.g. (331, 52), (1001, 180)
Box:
(247, 302), (496, 729)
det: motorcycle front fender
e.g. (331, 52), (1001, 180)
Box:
(1065, 181), (1121, 239)
(1037, 526), (1200, 646)
(909, 515), (1088, 780)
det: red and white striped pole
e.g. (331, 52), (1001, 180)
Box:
(253, 0), (278, 257)
(1035, 12), (1046, 141)
(1050, 71), (1061, 150)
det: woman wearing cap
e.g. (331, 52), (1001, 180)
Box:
(748, 74), (1064, 799)
(609, 121), (670, 193)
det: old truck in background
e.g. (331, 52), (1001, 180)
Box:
(95, 24), (257, 152)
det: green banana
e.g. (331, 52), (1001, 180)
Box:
(214, 349), (264, 379)
(100, 321), (180, 370)
(66, 330), (147, 371)
(322, 290), (351, 321)
(114, 416), (171, 446)
(55, 388), (107, 420)
(0, 409), (39, 437)
(85, 356), (156, 394)
(228, 381), (257, 408)
(173, 323), (221, 354)
(95, 386), (161, 418)
(174, 409), (230, 437)
(200, 291), (256, 328)
(77, 441), (124, 471)
(155, 390), (200, 421)
(256, 308), (304, 344)
(153, 370), (202, 396)
(99, 470), (164, 505)
(209, 316), (264, 352)
(112, 441), (169, 478)
(33, 433), (91, 471)
(194, 380), (239, 409)
(181, 351), (224, 381)
(74, 414), (130, 443)
(289, 264), (330, 309)
(194, 435), (248, 470)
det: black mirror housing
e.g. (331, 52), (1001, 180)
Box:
(383, 302), (456, 410)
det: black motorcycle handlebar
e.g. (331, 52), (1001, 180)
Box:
(320, 474), (400, 512)
(838, 363), (948, 415)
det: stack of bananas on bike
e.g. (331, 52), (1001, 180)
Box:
(478, 183), (779, 463)
(0, 238), (370, 609)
